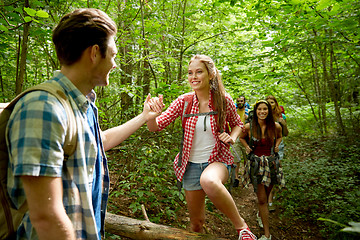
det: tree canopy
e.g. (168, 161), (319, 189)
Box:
(1, 0), (359, 135)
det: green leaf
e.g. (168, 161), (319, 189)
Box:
(183, 11), (197, 17)
(328, 3), (340, 15)
(230, 0), (238, 7)
(24, 7), (37, 17)
(24, 16), (32, 22)
(32, 0), (45, 8)
(317, 217), (348, 228)
(342, 222), (360, 234)
(316, 0), (332, 11)
(0, 25), (8, 32)
(290, 0), (303, 4)
(36, 10), (49, 18)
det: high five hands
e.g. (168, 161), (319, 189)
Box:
(144, 93), (165, 121)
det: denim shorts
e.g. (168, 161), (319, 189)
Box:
(182, 162), (232, 191)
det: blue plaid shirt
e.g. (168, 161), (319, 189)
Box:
(6, 71), (110, 239)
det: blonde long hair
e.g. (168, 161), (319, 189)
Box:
(189, 55), (226, 129)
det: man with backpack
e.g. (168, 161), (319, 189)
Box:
(232, 96), (248, 187)
(4, 8), (160, 240)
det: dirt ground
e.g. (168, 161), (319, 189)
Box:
(221, 185), (324, 240)
(108, 177), (325, 240)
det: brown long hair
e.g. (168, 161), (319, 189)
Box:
(265, 95), (282, 121)
(251, 100), (276, 141)
(189, 55), (226, 129)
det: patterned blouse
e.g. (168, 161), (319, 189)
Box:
(156, 91), (243, 182)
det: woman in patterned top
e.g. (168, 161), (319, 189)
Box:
(265, 95), (288, 212)
(239, 100), (283, 240)
(147, 55), (256, 240)
(265, 95), (288, 140)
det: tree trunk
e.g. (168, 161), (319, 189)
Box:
(177, 0), (187, 84)
(15, 0), (30, 95)
(329, 37), (345, 135)
(0, 67), (3, 97)
(316, 30), (328, 135)
(309, 48), (325, 134)
(117, 0), (133, 113)
(105, 213), (226, 240)
(306, 48), (319, 122)
(140, 0), (152, 97)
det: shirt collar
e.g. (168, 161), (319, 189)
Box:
(52, 70), (90, 113)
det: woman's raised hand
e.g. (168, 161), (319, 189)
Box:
(148, 94), (164, 113)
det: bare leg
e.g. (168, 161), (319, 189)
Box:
(268, 188), (274, 204)
(268, 187), (276, 211)
(234, 162), (240, 180)
(185, 189), (206, 232)
(257, 184), (273, 238)
(200, 162), (248, 230)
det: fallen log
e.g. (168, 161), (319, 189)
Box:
(105, 213), (226, 240)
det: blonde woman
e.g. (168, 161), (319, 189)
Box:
(147, 55), (256, 240)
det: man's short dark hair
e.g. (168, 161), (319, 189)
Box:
(238, 95), (246, 102)
(52, 8), (117, 66)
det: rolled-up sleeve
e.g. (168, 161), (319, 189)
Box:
(156, 96), (184, 131)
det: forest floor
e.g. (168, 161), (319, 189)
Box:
(211, 182), (325, 240)
(106, 132), (334, 240)
(108, 167), (325, 240)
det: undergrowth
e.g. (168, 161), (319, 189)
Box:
(278, 133), (360, 239)
(106, 125), (188, 228)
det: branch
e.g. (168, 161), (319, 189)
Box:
(182, 28), (246, 54)
(309, 5), (352, 42)
(0, 0), (21, 7)
(141, 204), (150, 222)
(105, 213), (227, 240)
(0, 11), (15, 27)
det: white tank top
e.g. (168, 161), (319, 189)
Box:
(189, 115), (216, 163)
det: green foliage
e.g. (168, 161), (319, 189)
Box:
(107, 124), (186, 225)
(278, 133), (360, 239)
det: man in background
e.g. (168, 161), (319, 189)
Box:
(233, 95), (249, 187)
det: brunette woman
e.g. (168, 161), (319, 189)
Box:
(239, 100), (285, 240)
(265, 95), (288, 211)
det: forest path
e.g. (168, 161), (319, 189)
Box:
(209, 182), (326, 240)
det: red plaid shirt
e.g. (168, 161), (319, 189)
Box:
(156, 91), (244, 182)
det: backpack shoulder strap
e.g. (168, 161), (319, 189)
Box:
(249, 122), (254, 149)
(7, 82), (77, 157)
(181, 93), (218, 128)
(181, 93), (194, 129)
(178, 94), (193, 168)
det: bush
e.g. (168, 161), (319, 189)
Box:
(278, 133), (360, 239)
(106, 125), (187, 227)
